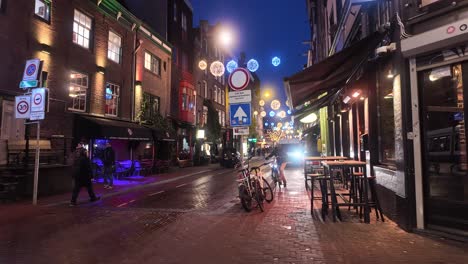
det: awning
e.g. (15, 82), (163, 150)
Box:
(151, 128), (176, 142)
(75, 115), (153, 140)
(285, 31), (386, 109)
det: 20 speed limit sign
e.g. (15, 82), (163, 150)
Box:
(15, 95), (31, 119)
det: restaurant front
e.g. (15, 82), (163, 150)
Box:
(402, 15), (468, 235)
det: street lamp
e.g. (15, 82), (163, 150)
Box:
(219, 30), (233, 47)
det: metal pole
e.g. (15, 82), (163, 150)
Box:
(33, 122), (40, 205)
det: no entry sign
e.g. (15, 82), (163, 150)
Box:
(15, 95), (31, 119)
(31, 88), (46, 112)
(228, 68), (250, 91)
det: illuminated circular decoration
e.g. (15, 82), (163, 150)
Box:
(270, 122), (274, 127)
(226, 60), (238, 73)
(265, 122), (268, 126)
(285, 122), (289, 127)
(210, 61), (225, 77)
(272, 56), (281, 67)
(260, 111), (266, 117)
(278, 111), (286, 118)
(259, 100), (265, 106)
(247, 59), (259, 72)
(277, 122), (283, 128)
(269, 111), (276, 117)
(198, 60), (207, 70)
(287, 109), (291, 115)
(270, 100), (281, 110)
(253, 110), (258, 116)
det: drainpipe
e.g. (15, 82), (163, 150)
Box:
(131, 29), (137, 121)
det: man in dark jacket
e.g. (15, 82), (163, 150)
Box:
(102, 142), (115, 189)
(70, 145), (100, 206)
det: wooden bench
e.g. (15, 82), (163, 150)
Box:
(7, 140), (59, 165)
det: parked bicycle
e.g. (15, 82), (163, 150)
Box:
(236, 157), (273, 212)
(269, 157), (281, 189)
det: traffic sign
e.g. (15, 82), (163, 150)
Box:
(30, 111), (45, 121)
(22, 59), (41, 82)
(31, 88), (47, 112)
(15, 95), (31, 119)
(230, 103), (251, 127)
(19, 80), (39, 89)
(233, 127), (249, 135)
(228, 90), (251, 104)
(228, 68), (250, 91)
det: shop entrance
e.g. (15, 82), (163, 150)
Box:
(419, 62), (468, 232)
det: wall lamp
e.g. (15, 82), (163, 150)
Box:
(135, 81), (142, 88)
(97, 66), (106, 75)
(40, 43), (51, 54)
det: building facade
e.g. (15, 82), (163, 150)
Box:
(0, 0), (172, 194)
(289, 0), (468, 237)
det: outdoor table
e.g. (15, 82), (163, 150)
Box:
(321, 160), (370, 223)
(303, 156), (347, 176)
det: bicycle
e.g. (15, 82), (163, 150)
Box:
(269, 157), (281, 189)
(236, 158), (273, 212)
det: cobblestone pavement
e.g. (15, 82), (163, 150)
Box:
(0, 163), (467, 264)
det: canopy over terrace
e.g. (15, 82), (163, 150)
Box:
(284, 31), (386, 116)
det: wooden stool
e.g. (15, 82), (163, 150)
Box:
(356, 174), (384, 221)
(306, 173), (325, 214)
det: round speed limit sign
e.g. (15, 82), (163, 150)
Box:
(15, 95), (31, 119)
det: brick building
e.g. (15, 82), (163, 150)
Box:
(0, 0), (172, 194)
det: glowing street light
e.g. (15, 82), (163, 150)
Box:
(219, 30), (233, 47)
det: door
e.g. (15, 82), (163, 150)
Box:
(419, 63), (468, 232)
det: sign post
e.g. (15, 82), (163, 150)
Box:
(17, 59), (45, 205)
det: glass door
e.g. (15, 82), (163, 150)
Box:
(419, 63), (468, 232)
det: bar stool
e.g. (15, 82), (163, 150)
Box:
(355, 174), (384, 221)
(306, 173), (325, 214)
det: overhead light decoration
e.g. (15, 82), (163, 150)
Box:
(287, 109), (291, 115)
(277, 122), (283, 128)
(300, 113), (317, 123)
(270, 99), (281, 110)
(278, 111), (286, 118)
(270, 122), (275, 127)
(226, 60), (238, 73)
(272, 56), (281, 67)
(269, 111), (276, 117)
(247, 59), (259, 72)
(210, 61), (225, 77)
(259, 99), (265, 106)
(260, 111), (266, 117)
(253, 110), (258, 116)
(199, 60), (208, 70)
(285, 122), (289, 127)
(265, 122), (269, 126)
(352, 91), (360, 98)
(343, 96), (351, 104)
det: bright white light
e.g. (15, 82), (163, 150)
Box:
(210, 61), (225, 77)
(270, 100), (281, 110)
(196, 130), (205, 139)
(343, 96), (351, 104)
(272, 56), (281, 67)
(198, 60), (208, 70)
(259, 100), (265, 106)
(352, 91), (360, 98)
(300, 113), (317, 123)
(260, 111), (266, 117)
(219, 30), (232, 46)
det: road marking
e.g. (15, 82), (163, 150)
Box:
(128, 199), (136, 204)
(176, 183), (187, 188)
(149, 191), (165, 196)
(117, 202), (128, 207)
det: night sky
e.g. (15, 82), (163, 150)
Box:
(191, 0), (309, 126)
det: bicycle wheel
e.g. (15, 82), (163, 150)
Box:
(239, 184), (252, 212)
(262, 178), (274, 203)
(273, 170), (281, 189)
(254, 180), (264, 212)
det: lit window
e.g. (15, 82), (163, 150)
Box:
(108, 31), (121, 63)
(144, 52), (161, 75)
(69, 71), (88, 112)
(105, 83), (120, 116)
(214, 85), (218, 103)
(203, 106), (208, 125)
(34, 0), (50, 22)
(73, 9), (92, 49)
(141, 93), (160, 122)
(173, 2), (177, 22)
(181, 13), (187, 31)
(218, 88), (222, 103)
(203, 81), (208, 98)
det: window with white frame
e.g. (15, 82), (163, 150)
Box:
(108, 31), (121, 63)
(218, 110), (222, 125)
(69, 72), (88, 112)
(222, 111), (226, 126)
(34, 0), (50, 22)
(73, 9), (92, 49)
(173, 2), (177, 22)
(213, 85), (218, 102)
(218, 88), (222, 103)
(105, 83), (119, 116)
(144, 51), (161, 75)
(181, 12), (187, 31)
(221, 90), (225, 105)
(203, 81), (208, 98)
(203, 106), (208, 126)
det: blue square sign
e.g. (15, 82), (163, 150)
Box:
(230, 103), (251, 127)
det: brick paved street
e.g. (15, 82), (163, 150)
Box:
(0, 163), (467, 264)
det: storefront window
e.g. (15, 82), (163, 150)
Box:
(378, 63), (395, 165)
(69, 71), (88, 112)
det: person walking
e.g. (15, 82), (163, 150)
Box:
(102, 142), (115, 189)
(266, 145), (288, 187)
(70, 145), (100, 206)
